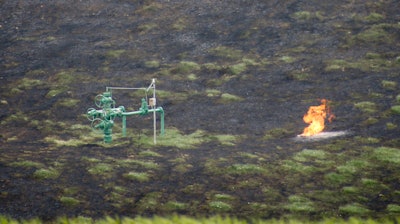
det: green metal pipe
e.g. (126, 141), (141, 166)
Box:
(122, 115), (127, 137)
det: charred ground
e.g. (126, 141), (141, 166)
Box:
(1, 0), (400, 220)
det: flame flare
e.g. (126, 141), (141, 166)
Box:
(301, 99), (335, 136)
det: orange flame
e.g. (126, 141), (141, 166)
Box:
(301, 99), (335, 136)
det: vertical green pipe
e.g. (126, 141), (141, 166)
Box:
(122, 115), (127, 137)
(160, 108), (165, 135)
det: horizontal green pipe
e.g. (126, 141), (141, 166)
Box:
(121, 107), (163, 116)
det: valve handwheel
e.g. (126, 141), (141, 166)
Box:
(94, 94), (104, 108)
(91, 118), (104, 133)
(86, 108), (97, 121)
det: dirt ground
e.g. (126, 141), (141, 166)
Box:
(1, 0), (400, 220)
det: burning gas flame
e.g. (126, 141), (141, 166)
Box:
(301, 99), (335, 136)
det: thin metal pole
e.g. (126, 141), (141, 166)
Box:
(153, 78), (156, 144)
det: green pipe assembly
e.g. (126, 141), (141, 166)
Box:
(86, 79), (164, 143)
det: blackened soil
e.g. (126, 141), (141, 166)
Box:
(1, 0), (400, 220)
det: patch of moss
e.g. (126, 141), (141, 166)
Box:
(105, 49), (126, 58)
(209, 46), (243, 60)
(336, 159), (372, 175)
(202, 62), (222, 71)
(187, 73), (197, 81)
(172, 18), (187, 31)
(386, 122), (397, 130)
(396, 94), (400, 103)
(213, 193), (235, 201)
(339, 203), (371, 216)
(361, 178), (389, 194)
(387, 204), (400, 213)
(163, 201), (188, 211)
(139, 2), (162, 13)
(218, 93), (244, 104)
(144, 60), (160, 68)
(138, 128), (207, 149)
(208, 201), (233, 212)
(391, 105), (400, 115)
(289, 72), (313, 81)
(342, 186), (360, 194)
(9, 160), (44, 168)
(229, 63), (247, 75)
(279, 56), (296, 63)
(213, 134), (239, 146)
(87, 163), (114, 175)
(135, 89), (189, 103)
(291, 11), (312, 20)
(325, 55), (398, 72)
(206, 89), (221, 97)
(293, 149), (328, 162)
(381, 80), (397, 90)
(117, 159), (160, 170)
(138, 150), (162, 157)
(55, 98), (80, 108)
(282, 160), (318, 175)
(33, 167), (60, 180)
(173, 61), (201, 74)
(285, 195), (316, 213)
(123, 171), (150, 182)
(226, 163), (268, 175)
(353, 24), (395, 44)
(136, 192), (162, 213)
(16, 78), (44, 90)
(354, 101), (377, 113)
(60, 196), (80, 207)
(324, 172), (352, 187)
(365, 13), (385, 22)
(373, 147), (400, 165)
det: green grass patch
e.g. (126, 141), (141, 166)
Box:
(209, 46), (243, 60)
(373, 147), (400, 165)
(285, 195), (316, 213)
(381, 80), (397, 90)
(365, 13), (385, 22)
(16, 78), (44, 90)
(60, 196), (80, 207)
(87, 163), (114, 175)
(33, 167), (60, 180)
(123, 171), (150, 182)
(208, 201), (233, 212)
(279, 56), (296, 63)
(336, 159), (372, 175)
(229, 63), (247, 75)
(163, 201), (188, 211)
(139, 128), (207, 149)
(391, 105), (400, 115)
(226, 163), (268, 175)
(9, 160), (44, 168)
(324, 172), (353, 187)
(138, 150), (162, 157)
(354, 101), (377, 113)
(218, 93), (244, 104)
(293, 149), (328, 162)
(117, 159), (160, 170)
(354, 24), (395, 44)
(339, 203), (371, 216)
(173, 61), (201, 74)
(105, 49), (126, 58)
(144, 60), (160, 68)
